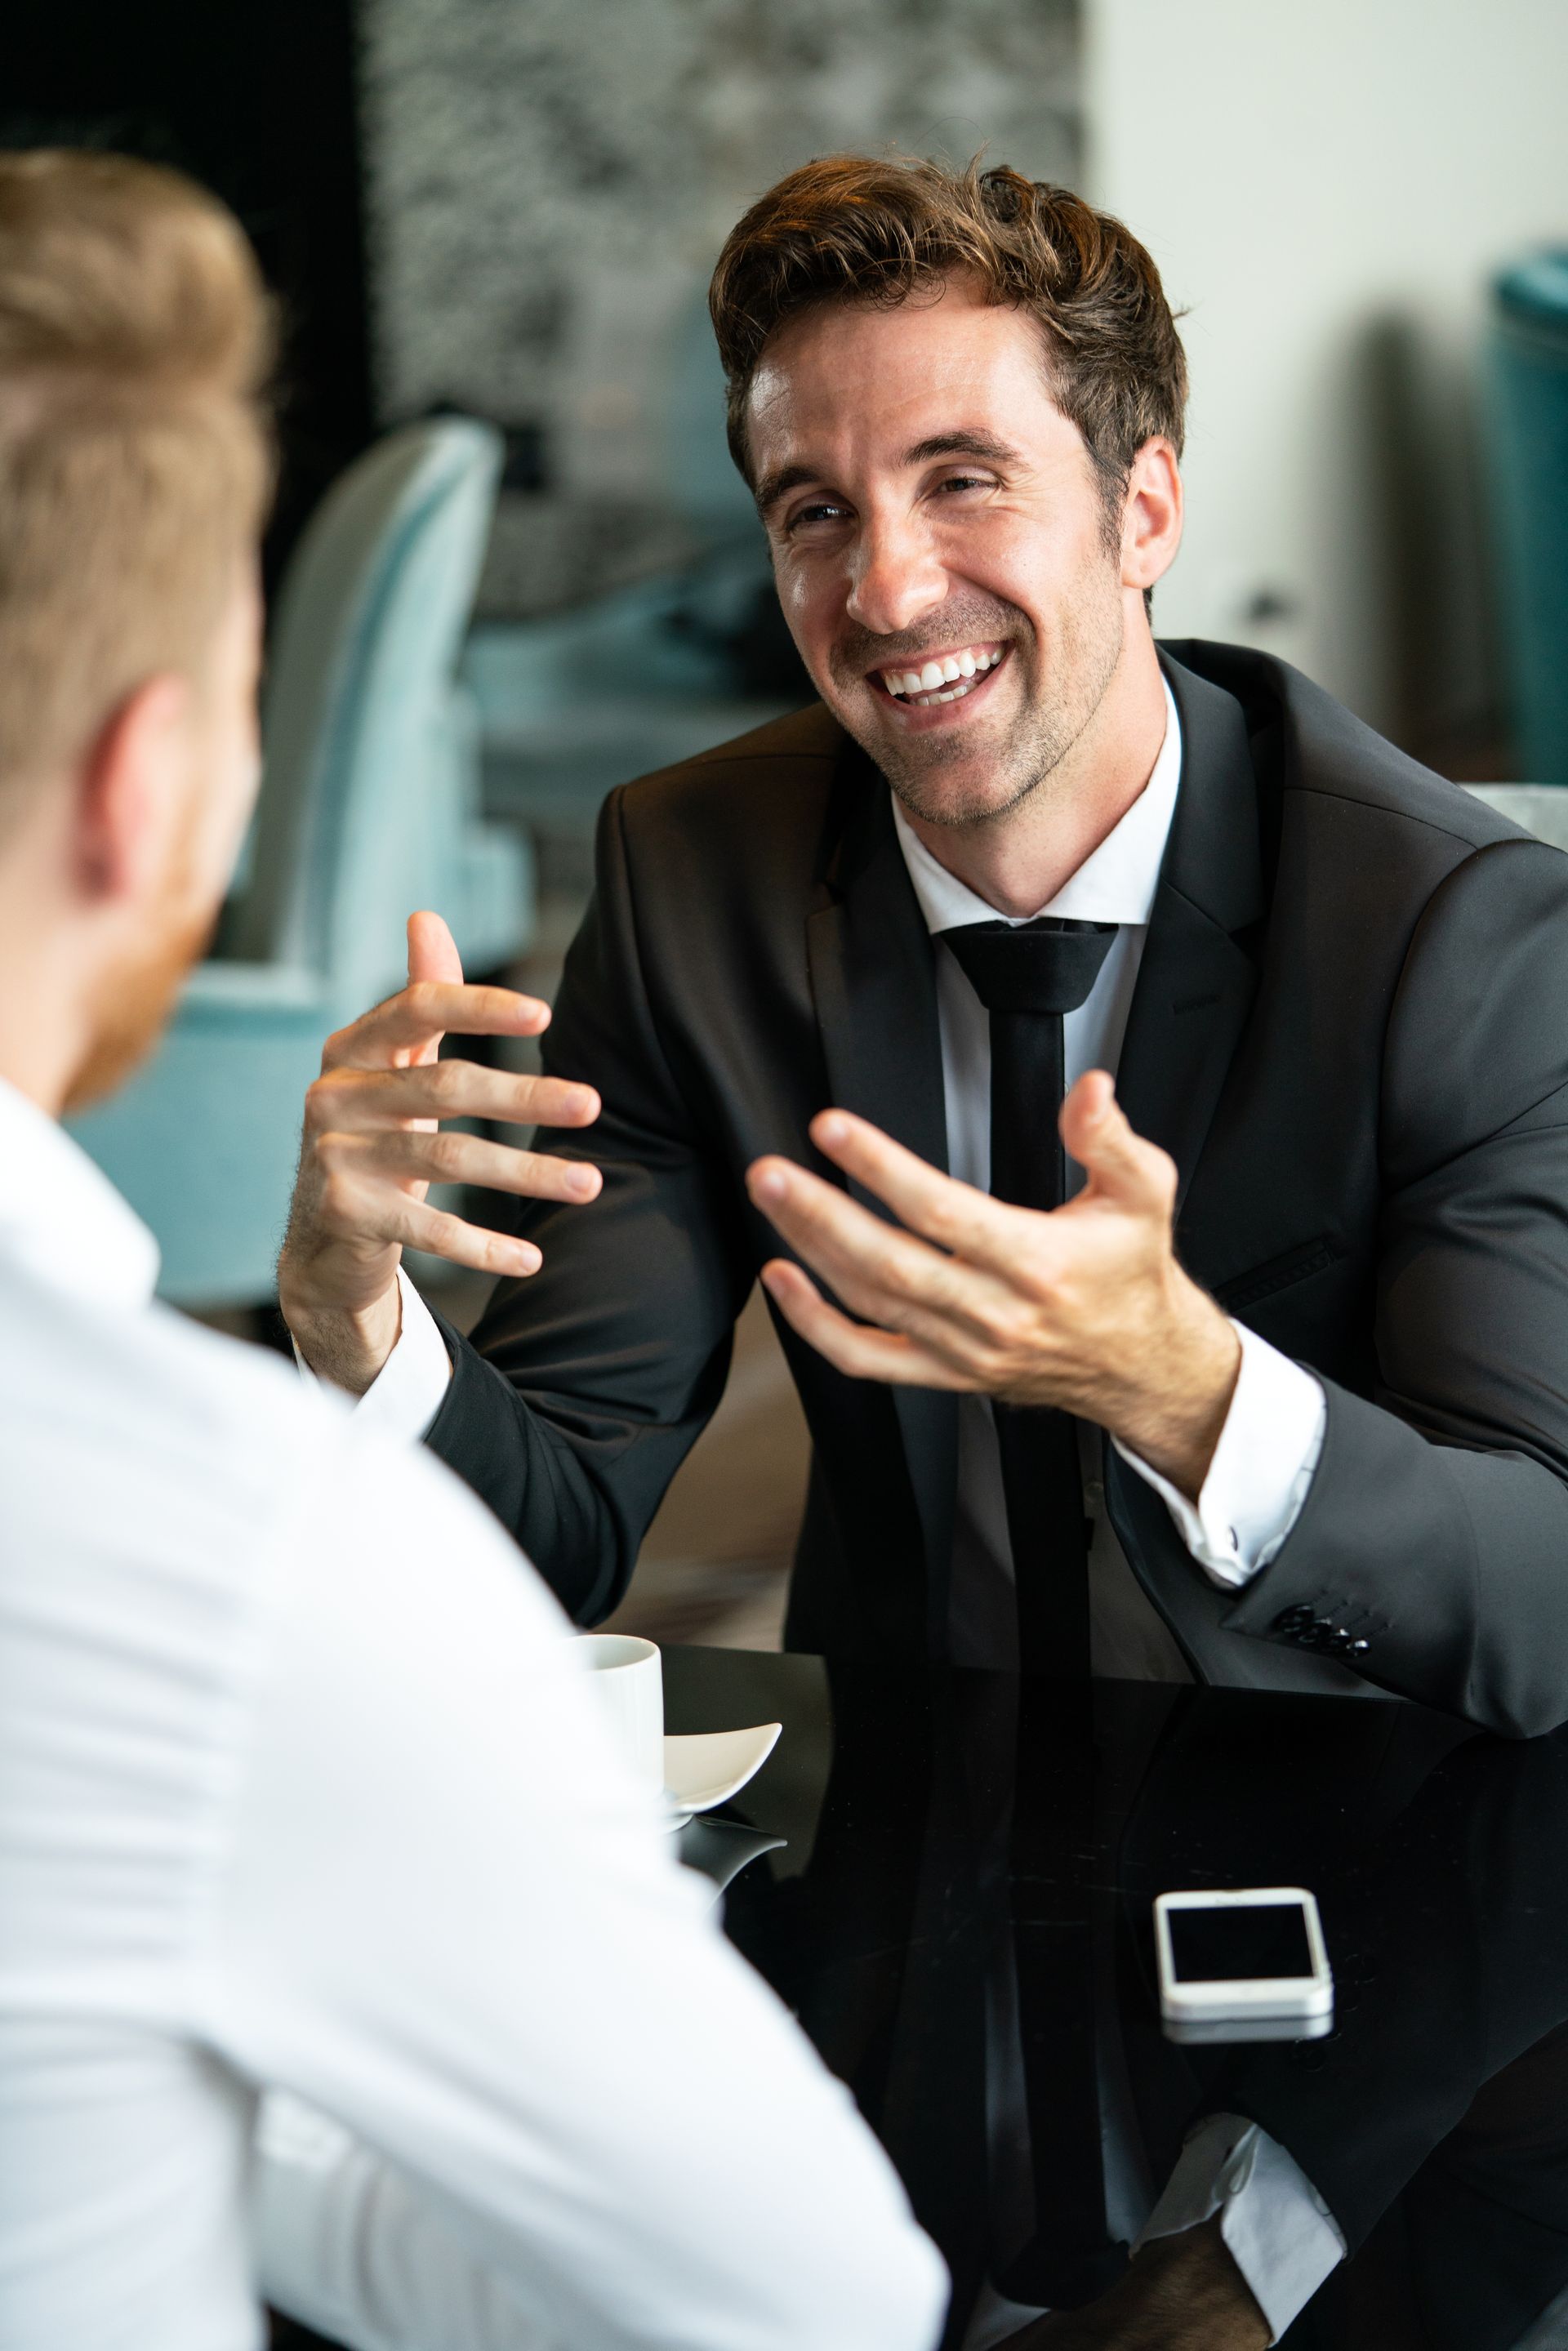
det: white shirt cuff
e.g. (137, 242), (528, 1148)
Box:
(292, 1267), (453, 1444)
(1114, 1322), (1326, 1590)
(1135, 2113), (1345, 2344)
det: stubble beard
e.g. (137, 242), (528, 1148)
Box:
(63, 840), (216, 1116)
(869, 578), (1126, 835)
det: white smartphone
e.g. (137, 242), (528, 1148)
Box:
(1154, 1886), (1334, 2045)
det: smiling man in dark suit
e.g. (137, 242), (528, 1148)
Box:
(279, 155), (1568, 1739)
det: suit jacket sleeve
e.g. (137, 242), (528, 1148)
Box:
(422, 786), (753, 1623)
(1223, 835), (1568, 1735)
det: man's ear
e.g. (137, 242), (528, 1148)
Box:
(74, 673), (192, 904)
(1120, 436), (1183, 596)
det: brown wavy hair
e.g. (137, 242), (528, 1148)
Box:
(710, 154), (1187, 531)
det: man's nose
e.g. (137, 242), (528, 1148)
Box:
(844, 507), (948, 639)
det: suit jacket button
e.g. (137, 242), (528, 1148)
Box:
(1273, 1605), (1314, 1632)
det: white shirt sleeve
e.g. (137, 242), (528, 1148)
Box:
(203, 1433), (947, 2351)
(293, 1266), (455, 1442)
(1113, 1322), (1327, 1590)
(1135, 2114), (1346, 2344)
(254, 2092), (559, 2351)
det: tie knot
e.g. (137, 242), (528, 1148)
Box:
(940, 916), (1117, 1017)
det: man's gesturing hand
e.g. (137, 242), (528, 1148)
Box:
(278, 911), (601, 1395)
(746, 1071), (1240, 1501)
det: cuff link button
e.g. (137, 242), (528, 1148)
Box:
(1270, 1602), (1370, 1659)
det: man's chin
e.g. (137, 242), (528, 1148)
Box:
(830, 683), (1027, 813)
(64, 996), (180, 1115)
(889, 777), (1036, 831)
(62, 914), (213, 1115)
(881, 738), (1045, 832)
(63, 1019), (172, 1116)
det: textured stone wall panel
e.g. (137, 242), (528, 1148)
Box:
(359, 0), (1080, 610)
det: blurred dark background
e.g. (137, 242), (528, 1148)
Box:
(7, 2), (376, 597)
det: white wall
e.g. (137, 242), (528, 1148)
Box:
(1085, 0), (1568, 744)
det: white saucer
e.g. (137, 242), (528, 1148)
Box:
(662, 1723), (782, 1831)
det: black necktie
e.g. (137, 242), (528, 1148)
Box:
(940, 917), (1118, 1678)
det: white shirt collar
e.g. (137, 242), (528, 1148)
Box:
(891, 678), (1182, 933)
(0, 1073), (161, 1311)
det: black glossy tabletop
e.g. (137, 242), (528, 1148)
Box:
(665, 1646), (1568, 2351)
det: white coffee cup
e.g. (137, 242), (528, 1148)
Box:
(573, 1633), (665, 1788)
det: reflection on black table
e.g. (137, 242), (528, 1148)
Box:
(665, 1650), (1568, 2350)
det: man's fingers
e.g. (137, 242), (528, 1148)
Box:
(319, 1127), (602, 1204)
(760, 1261), (967, 1389)
(747, 1154), (1005, 1334)
(381, 1196), (545, 1280)
(1059, 1070), (1176, 1213)
(407, 909), (464, 989)
(805, 1108), (1021, 1271)
(404, 911), (466, 1070)
(307, 1061), (600, 1134)
(323, 982), (553, 1067)
(312, 1172), (545, 1279)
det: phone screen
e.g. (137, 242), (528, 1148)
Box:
(1167, 1901), (1314, 1983)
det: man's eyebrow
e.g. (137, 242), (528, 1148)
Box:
(754, 461), (819, 516)
(901, 430), (1023, 470)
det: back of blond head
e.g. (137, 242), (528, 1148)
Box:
(0, 150), (273, 806)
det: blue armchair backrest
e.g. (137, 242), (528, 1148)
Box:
(1488, 254), (1568, 786)
(228, 419), (503, 1002)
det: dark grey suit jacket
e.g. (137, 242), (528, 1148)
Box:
(425, 640), (1568, 1734)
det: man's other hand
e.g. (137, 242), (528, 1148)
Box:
(278, 912), (601, 1394)
(746, 1072), (1240, 1501)
(1004, 2218), (1272, 2349)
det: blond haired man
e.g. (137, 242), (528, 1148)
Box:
(0, 153), (947, 2351)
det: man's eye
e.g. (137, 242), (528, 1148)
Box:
(786, 500), (853, 533)
(935, 472), (993, 496)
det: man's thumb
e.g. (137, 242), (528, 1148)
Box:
(1060, 1071), (1172, 1211)
(407, 909), (464, 988)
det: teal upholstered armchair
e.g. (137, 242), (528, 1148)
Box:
(465, 288), (807, 857)
(1486, 254), (1568, 786)
(69, 418), (533, 1307)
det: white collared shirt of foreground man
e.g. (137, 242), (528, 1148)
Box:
(0, 1074), (947, 2351)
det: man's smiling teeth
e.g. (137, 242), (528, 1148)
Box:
(880, 645), (1005, 707)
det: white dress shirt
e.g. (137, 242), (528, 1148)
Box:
(0, 1077), (947, 2351)
(891, 685), (1326, 1676)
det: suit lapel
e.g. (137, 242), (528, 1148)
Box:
(805, 759), (957, 1650)
(1116, 657), (1267, 1222)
